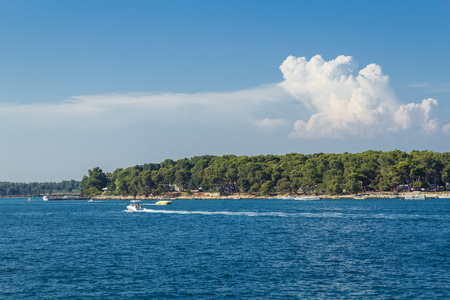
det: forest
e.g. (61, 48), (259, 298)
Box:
(80, 150), (450, 197)
(0, 180), (81, 197)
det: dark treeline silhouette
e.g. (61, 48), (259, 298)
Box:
(0, 180), (81, 197)
(81, 150), (450, 197)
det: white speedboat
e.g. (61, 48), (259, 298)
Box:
(155, 200), (172, 205)
(294, 196), (321, 201)
(127, 200), (146, 212)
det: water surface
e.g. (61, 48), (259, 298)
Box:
(1, 198), (448, 299)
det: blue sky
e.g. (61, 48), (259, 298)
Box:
(1, 0), (449, 182)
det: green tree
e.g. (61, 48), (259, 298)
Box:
(260, 180), (274, 196)
(81, 167), (108, 196)
(276, 178), (292, 194)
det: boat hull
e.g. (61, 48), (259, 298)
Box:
(155, 200), (172, 205)
(127, 204), (146, 212)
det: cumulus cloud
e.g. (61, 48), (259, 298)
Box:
(392, 98), (438, 133)
(279, 54), (441, 138)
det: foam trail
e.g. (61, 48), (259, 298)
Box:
(142, 209), (289, 217)
(125, 209), (447, 220)
(139, 209), (344, 218)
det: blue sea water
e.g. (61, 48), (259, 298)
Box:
(0, 198), (448, 299)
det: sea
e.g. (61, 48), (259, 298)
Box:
(0, 198), (448, 299)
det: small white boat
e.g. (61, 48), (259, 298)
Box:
(280, 196), (294, 200)
(438, 195), (450, 199)
(155, 200), (172, 205)
(404, 194), (426, 200)
(127, 200), (146, 212)
(294, 196), (321, 201)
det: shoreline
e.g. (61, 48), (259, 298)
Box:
(3, 191), (449, 200)
(91, 191), (450, 201)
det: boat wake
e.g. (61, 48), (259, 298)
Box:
(127, 209), (348, 218)
(124, 209), (447, 220)
(140, 209), (292, 217)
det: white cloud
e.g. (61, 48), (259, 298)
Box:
(392, 98), (438, 133)
(254, 118), (289, 130)
(0, 84), (287, 123)
(279, 54), (443, 138)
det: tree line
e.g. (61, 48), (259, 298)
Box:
(81, 150), (450, 197)
(0, 180), (81, 197)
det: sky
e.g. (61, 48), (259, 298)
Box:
(1, 0), (449, 182)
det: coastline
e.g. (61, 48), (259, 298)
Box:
(91, 191), (450, 201)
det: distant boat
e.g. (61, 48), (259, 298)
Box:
(28, 198), (31, 202)
(438, 195), (450, 199)
(155, 200), (172, 205)
(403, 194), (426, 200)
(353, 196), (367, 200)
(43, 195), (91, 201)
(294, 196), (321, 201)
